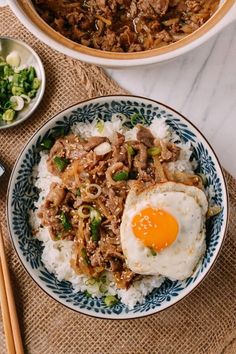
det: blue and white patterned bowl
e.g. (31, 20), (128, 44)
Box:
(7, 95), (228, 319)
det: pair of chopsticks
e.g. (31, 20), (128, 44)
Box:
(0, 225), (24, 354)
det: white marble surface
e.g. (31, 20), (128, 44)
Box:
(107, 21), (236, 178)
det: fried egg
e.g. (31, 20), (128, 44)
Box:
(120, 182), (208, 280)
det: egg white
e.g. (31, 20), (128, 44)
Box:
(120, 182), (208, 280)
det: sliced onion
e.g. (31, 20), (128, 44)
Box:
(79, 172), (90, 179)
(85, 278), (97, 286)
(85, 184), (102, 199)
(207, 205), (222, 218)
(94, 142), (112, 156)
(21, 94), (31, 104)
(6, 51), (21, 67)
(10, 96), (24, 111)
(77, 205), (91, 219)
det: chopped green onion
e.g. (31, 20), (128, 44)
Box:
(56, 233), (63, 240)
(104, 295), (118, 307)
(149, 248), (157, 256)
(28, 66), (36, 82)
(4, 101), (12, 110)
(96, 119), (105, 133)
(0, 54), (40, 125)
(90, 208), (102, 243)
(12, 73), (21, 86)
(130, 112), (145, 127)
(12, 86), (24, 96)
(23, 81), (31, 92)
(3, 65), (14, 77)
(2, 109), (15, 121)
(52, 127), (66, 138)
(85, 278), (97, 286)
(112, 171), (129, 181)
(40, 137), (54, 150)
(147, 147), (162, 157)
(59, 211), (72, 231)
(76, 188), (81, 197)
(99, 283), (107, 294)
(100, 274), (107, 284)
(81, 248), (90, 265)
(90, 208), (102, 220)
(78, 205), (91, 219)
(84, 290), (92, 298)
(32, 78), (41, 90)
(126, 144), (135, 156)
(28, 89), (37, 98)
(53, 156), (69, 172)
(0, 63), (6, 75)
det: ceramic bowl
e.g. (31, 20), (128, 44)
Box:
(4, 0), (236, 68)
(7, 95), (228, 319)
(0, 37), (45, 129)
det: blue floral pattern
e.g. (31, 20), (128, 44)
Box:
(8, 97), (227, 318)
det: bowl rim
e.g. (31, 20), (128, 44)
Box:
(0, 36), (46, 130)
(6, 94), (229, 320)
(13, 0), (235, 63)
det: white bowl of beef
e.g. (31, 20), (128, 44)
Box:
(3, 0), (236, 67)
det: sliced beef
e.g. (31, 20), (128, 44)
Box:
(112, 133), (127, 163)
(137, 0), (169, 15)
(45, 183), (66, 207)
(83, 136), (108, 151)
(136, 125), (155, 147)
(129, 141), (148, 171)
(158, 140), (181, 162)
(90, 248), (105, 267)
(38, 126), (196, 290)
(47, 139), (65, 175)
(113, 268), (136, 289)
(105, 162), (129, 187)
(33, 0), (219, 53)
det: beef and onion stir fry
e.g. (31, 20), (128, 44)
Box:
(38, 124), (203, 289)
(33, 0), (220, 52)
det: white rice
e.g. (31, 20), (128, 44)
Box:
(30, 115), (196, 309)
(71, 114), (171, 142)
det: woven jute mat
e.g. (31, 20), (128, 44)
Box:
(0, 6), (236, 354)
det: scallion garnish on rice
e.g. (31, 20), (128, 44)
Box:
(112, 171), (129, 181)
(104, 295), (118, 307)
(59, 211), (71, 231)
(53, 156), (69, 172)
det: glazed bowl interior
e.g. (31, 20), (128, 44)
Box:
(10, 0), (235, 65)
(7, 95), (228, 319)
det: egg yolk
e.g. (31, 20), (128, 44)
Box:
(132, 207), (179, 252)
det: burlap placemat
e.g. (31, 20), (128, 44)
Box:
(0, 6), (236, 354)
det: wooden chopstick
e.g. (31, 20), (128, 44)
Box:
(0, 261), (16, 354)
(0, 225), (24, 354)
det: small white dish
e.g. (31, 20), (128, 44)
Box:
(0, 37), (45, 129)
